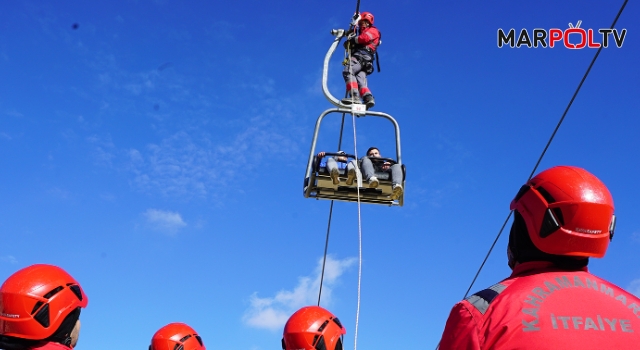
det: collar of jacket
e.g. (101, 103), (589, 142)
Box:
(510, 260), (589, 278)
(29, 342), (72, 350)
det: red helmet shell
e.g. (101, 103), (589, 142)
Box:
(282, 306), (346, 350)
(359, 12), (374, 26)
(0, 264), (88, 340)
(510, 166), (615, 257)
(150, 323), (206, 350)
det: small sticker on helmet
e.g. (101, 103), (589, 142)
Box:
(575, 227), (602, 234)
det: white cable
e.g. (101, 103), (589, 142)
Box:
(351, 112), (363, 350)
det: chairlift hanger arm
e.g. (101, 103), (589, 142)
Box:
(324, 30), (348, 108)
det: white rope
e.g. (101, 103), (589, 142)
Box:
(350, 112), (363, 350)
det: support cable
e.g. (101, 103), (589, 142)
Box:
(462, 0), (628, 301)
(318, 111), (348, 305)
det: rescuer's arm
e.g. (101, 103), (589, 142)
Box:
(438, 302), (481, 350)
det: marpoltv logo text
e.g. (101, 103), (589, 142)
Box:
(498, 21), (626, 49)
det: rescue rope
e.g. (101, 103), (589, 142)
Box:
(344, 15), (365, 350)
(319, 6), (366, 349)
(350, 113), (363, 350)
(461, 0), (629, 300)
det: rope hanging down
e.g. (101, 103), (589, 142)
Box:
(350, 114), (364, 350)
(461, 0), (629, 301)
(314, 110), (365, 350)
(318, 5), (367, 350)
(318, 3), (366, 305)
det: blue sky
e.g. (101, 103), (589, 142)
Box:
(1, 0), (639, 349)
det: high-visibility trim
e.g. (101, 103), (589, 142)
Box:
(465, 283), (506, 315)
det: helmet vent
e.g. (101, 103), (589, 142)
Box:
(34, 303), (50, 328)
(195, 335), (203, 346)
(552, 208), (564, 225)
(536, 186), (556, 204)
(540, 209), (561, 238)
(179, 334), (192, 343)
(281, 338), (286, 350)
(332, 317), (343, 329)
(69, 285), (83, 301)
(174, 345), (184, 350)
(317, 320), (329, 332)
(43, 286), (64, 299)
(31, 301), (45, 315)
(315, 336), (327, 350)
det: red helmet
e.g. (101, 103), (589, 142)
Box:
(282, 306), (346, 350)
(150, 323), (205, 350)
(0, 264), (88, 340)
(359, 12), (374, 26)
(510, 166), (615, 258)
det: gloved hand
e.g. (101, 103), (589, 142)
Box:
(342, 38), (356, 50)
(350, 13), (361, 26)
(347, 31), (356, 40)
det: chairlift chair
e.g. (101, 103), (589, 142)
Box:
(302, 28), (406, 207)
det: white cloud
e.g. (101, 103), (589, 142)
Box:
(1, 255), (18, 264)
(143, 209), (187, 234)
(243, 255), (356, 331)
(629, 279), (640, 298)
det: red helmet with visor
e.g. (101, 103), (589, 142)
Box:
(359, 12), (374, 26)
(282, 306), (346, 350)
(0, 264), (88, 340)
(150, 322), (206, 350)
(510, 166), (615, 258)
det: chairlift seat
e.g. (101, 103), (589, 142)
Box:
(304, 155), (405, 206)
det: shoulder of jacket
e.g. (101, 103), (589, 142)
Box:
(464, 282), (509, 315)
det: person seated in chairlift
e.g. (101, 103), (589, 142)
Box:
(317, 151), (357, 186)
(362, 146), (403, 199)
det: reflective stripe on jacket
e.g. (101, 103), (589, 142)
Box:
(439, 261), (640, 350)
